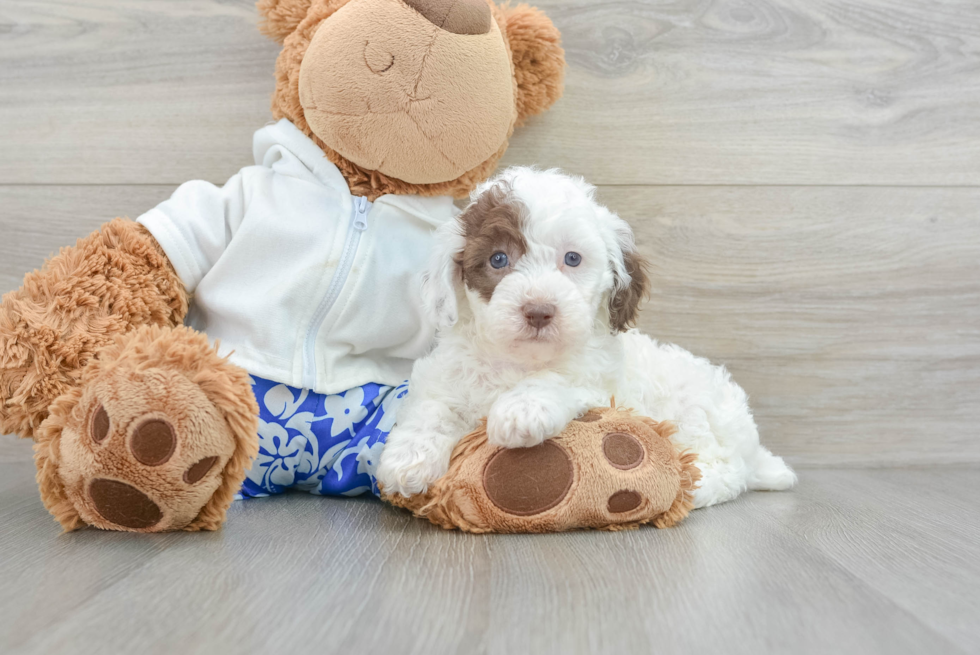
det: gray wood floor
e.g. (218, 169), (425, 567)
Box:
(0, 438), (978, 655)
(2, 0), (980, 653)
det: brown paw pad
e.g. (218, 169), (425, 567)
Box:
(88, 478), (163, 529)
(608, 489), (643, 513)
(483, 441), (573, 516)
(130, 419), (176, 466)
(183, 456), (218, 484)
(90, 404), (111, 443)
(575, 410), (603, 423)
(602, 432), (644, 470)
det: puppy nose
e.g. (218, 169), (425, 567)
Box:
(523, 304), (556, 330)
(403, 0), (492, 35)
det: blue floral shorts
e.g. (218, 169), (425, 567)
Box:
(238, 375), (409, 499)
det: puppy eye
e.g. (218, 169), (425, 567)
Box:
(564, 252), (582, 267)
(490, 252), (509, 269)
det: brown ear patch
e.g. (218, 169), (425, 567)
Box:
(90, 405), (110, 443)
(130, 419), (176, 467)
(483, 441), (573, 516)
(89, 479), (163, 530)
(458, 182), (528, 302)
(609, 249), (650, 332)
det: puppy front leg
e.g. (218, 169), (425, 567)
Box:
(487, 377), (598, 449)
(376, 399), (467, 497)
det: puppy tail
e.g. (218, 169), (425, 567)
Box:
(748, 447), (798, 491)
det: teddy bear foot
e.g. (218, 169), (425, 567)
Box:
(388, 406), (702, 533)
(34, 325), (258, 532)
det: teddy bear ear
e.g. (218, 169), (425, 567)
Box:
(257, 0), (316, 43)
(499, 4), (566, 124)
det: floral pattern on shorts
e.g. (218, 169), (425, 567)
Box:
(238, 375), (408, 499)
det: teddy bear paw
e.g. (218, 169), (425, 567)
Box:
(53, 369), (238, 532)
(36, 326), (257, 532)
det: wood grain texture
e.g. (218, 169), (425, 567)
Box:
(754, 468), (980, 653)
(2, 0), (980, 185)
(1, 463), (978, 654)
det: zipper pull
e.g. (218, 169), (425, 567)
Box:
(353, 196), (369, 231)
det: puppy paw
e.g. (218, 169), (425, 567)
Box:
(376, 431), (450, 497)
(487, 392), (568, 449)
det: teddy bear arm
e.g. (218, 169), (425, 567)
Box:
(0, 218), (188, 439)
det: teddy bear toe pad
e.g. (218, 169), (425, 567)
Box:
(88, 478), (164, 530)
(483, 441), (573, 516)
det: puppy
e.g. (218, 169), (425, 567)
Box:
(376, 168), (796, 507)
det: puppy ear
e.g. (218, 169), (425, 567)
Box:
(420, 218), (466, 331)
(257, 0), (315, 43)
(609, 248), (650, 332)
(499, 4), (566, 124)
(598, 206), (650, 332)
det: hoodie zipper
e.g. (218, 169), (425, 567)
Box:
(302, 195), (369, 390)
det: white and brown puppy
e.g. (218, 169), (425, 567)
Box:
(376, 168), (796, 507)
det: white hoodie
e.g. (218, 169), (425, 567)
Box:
(138, 119), (458, 395)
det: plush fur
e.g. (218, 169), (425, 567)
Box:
(386, 406), (701, 533)
(376, 168), (798, 508)
(0, 219), (187, 440)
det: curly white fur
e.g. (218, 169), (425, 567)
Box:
(376, 167), (797, 507)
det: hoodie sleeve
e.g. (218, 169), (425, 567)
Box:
(136, 173), (248, 293)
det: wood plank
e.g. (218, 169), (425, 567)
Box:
(2, 0), (980, 186)
(514, 0), (980, 185)
(5, 470), (967, 655)
(605, 185), (980, 362)
(726, 357), (980, 465)
(754, 468), (980, 653)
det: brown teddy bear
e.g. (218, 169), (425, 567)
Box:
(387, 405), (701, 533)
(1, 0), (568, 532)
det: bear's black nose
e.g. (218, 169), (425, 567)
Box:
(403, 0), (492, 35)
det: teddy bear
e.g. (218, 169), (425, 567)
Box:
(1, 0), (705, 535)
(386, 405), (701, 533)
(0, 0), (568, 532)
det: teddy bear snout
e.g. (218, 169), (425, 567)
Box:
(402, 0), (491, 35)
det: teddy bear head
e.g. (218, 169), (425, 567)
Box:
(258, 0), (565, 199)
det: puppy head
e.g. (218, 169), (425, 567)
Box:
(421, 167), (649, 361)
